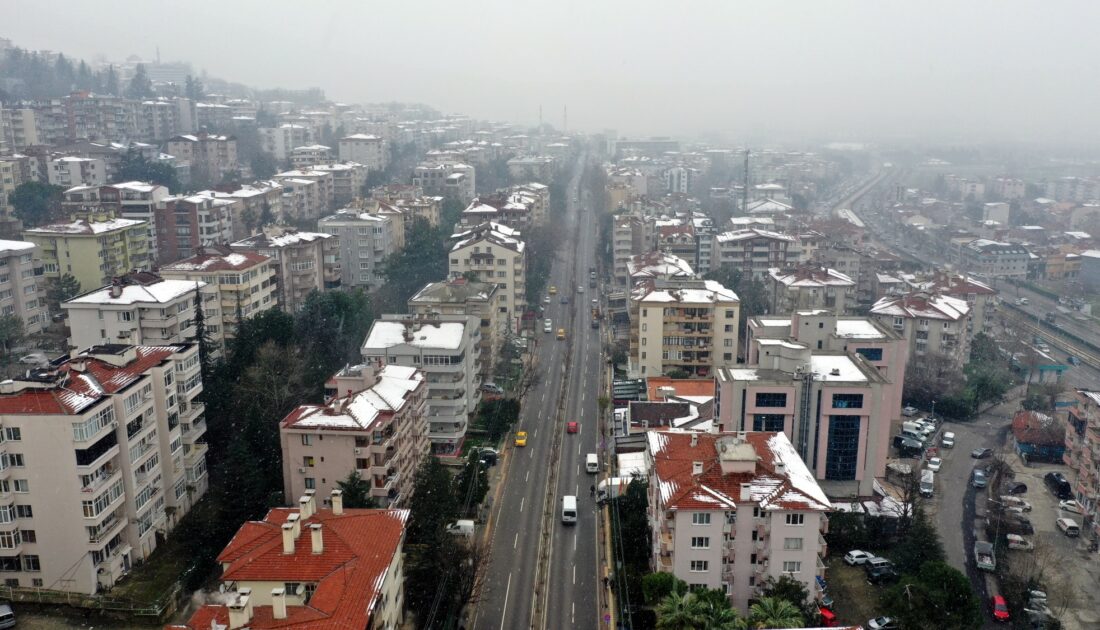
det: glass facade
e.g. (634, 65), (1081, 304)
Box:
(825, 414), (861, 480)
(753, 414), (786, 432)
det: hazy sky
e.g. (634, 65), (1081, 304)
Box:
(9, 0), (1100, 144)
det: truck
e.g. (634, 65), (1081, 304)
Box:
(596, 477), (634, 500)
(974, 540), (996, 571)
(591, 307), (601, 329)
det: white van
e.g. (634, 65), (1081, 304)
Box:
(562, 495), (577, 524)
(901, 429), (924, 443)
(941, 432), (955, 448)
(902, 421), (924, 435)
(446, 519), (475, 539)
(919, 469), (935, 498)
(586, 453), (599, 473)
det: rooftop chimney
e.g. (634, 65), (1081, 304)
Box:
(298, 495), (312, 521)
(287, 512), (301, 539)
(305, 489), (317, 515)
(271, 587), (287, 620)
(740, 482), (752, 502)
(311, 523), (324, 554)
(775, 461), (786, 477)
(281, 523), (295, 555)
(228, 589), (253, 629)
(692, 461), (704, 476)
(331, 489), (344, 515)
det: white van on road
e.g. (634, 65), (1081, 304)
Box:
(586, 453), (598, 473)
(562, 495), (577, 524)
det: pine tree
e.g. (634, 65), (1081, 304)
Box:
(127, 63), (153, 99)
(104, 65), (120, 95)
(184, 74), (204, 101)
(189, 285), (216, 384)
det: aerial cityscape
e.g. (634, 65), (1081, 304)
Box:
(0, 2), (1099, 629)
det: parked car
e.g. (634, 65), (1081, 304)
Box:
(941, 431), (955, 448)
(1059, 499), (1083, 514)
(867, 566), (900, 585)
(843, 549), (874, 566)
(902, 406), (918, 416)
(566, 421), (579, 434)
(1006, 534), (1034, 551)
(867, 617), (898, 630)
(1000, 495), (1031, 511)
(991, 595), (1011, 622)
(0, 604), (13, 630)
(972, 469), (988, 488)
(1003, 481), (1028, 495)
(864, 557), (893, 572)
(1044, 472), (1073, 499)
(481, 382), (504, 395)
(972, 447), (993, 459)
(1056, 517), (1080, 537)
(927, 457), (942, 472)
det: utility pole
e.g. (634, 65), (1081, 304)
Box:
(742, 148), (750, 214)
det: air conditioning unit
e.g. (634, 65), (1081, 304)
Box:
(109, 421), (119, 429)
(297, 467), (306, 473)
(353, 448), (362, 455)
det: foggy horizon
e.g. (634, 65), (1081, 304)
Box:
(9, 0), (1100, 146)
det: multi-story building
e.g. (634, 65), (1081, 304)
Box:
(0, 240), (44, 334)
(153, 194), (235, 264)
(506, 155), (556, 181)
(955, 239), (1030, 279)
(289, 144), (334, 169)
(361, 314), (482, 456)
(904, 272), (997, 337)
(449, 222), (526, 331)
(273, 169), (335, 216)
(46, 157), (107, 188)
(338, 134), (387, 172)
(165, 133), (238, 183)
(213, 182), (285, 241)
(647, 430), (831, 611)
(24, 215), (150, 292)
(408, 278), (502, 379)
(309, 163), (368, 205)
(80, 182), (170, 261)
(383, 196), (443, 228)
(714, 228), (797, 280)
(413, 162), (476, 202)
(626, 251), (696, 283)
(613, 215), (657, 286)
(231, 226), (340, 313)
(630, 278), (740, 377)
(767, 265), (856, 316)
(280, 363), (428, 507)
(260, 124), (314, 161)
(159, 245), (278, 350)
(0, 343), (207, 594)
(1062, 390), (1100, 542)
(62, 271), (218, 351)
(317, 209), (403, 290)
(170, 497), (408, 630)
(0, 107), (41, 150)
(870, 291), (971, 365)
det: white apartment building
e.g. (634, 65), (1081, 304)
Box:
(767, 265), (856, 316)
(361, 314), (482, 457)
(0, 241), (44, 335)
(289, 145), (334, 169)
(165, 134), (238, 183)
(47, 157), (107, 188)
(62, 272), (218, 352)
(310, 162), (369, 205)
(408, 278), (502, 379)
(414, 162), (476, 202)
(159, 246), (278, 350)
(280, 363), (428, 507)
(273, 169), (334, 216)
(449, 222), (526, 332)
(338, 134), (387, 172)
(870, 291), (971, 366)
(714, 228), (797, 280)
(230, 226), (340, 313)
(0, 343), (208, 594)
(630, 278), (740, 377)
(260, 124), (314, 161)
(317, 209), (404, 291)
(648, 430), (831, 612)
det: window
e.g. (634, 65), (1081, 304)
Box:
(855, 347), (883, 361)
(755, 392), (787, 408)
(0, 530), (20, 549)
(832, 393), (864, 409)
(6, 454), (21, 468)
(690, 536), (710, 549)
(22, 555), (39, 571)
(284, 582), (301, 596)
(20, 530), (35, 543)
(304, 477), (316, 490)
(3, 428), (19, 442)
(826, 415), (861, 480)
(13, 480), (28, 493)
(3, 579), (16, 587)
(119, 311), (134, 322)
(783, 537), (803, 550)
(785, 513), (805, 526)
(692, 513), (711, 525)
(303, 456), (315, 467)
(725, 310), (735, 318)
(724, 339), (733, 347)
(32, 578), (42, 587)
(15, 505), (32, 519)
(753, 414), (785, 432)
(782, 561), (802, 573)
(724, 325), (733, 332)
(724, 353), (732, 361)
(301, 434), (313, 446)
(690, 560), (709, 572)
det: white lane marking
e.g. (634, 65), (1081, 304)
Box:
(520, 497), (525, 513)
(571, 602), (575, 625)
(575, 484), (579, 496)
(500, 572), (512, 630)
(525, 471), (529, 483)
(573, 563), (576, 584)
(514, 533), (519, 549)
(574, 532), (578, 551)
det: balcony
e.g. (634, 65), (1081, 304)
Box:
(660, 530), (673, 555)
(87, 510), (127, 544)
(81, 468), (121, 496)
(184, 442), (208, 464)
(76, 443), (121, 473)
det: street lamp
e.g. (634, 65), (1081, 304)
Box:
(931, 399), (936, 420)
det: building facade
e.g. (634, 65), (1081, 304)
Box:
(630, 278), (740, 378)
(338, 134), (387, 172)
(449, 222), (526, 332)
(317, 209), (404, 291)
(408, 278), (503, 379)
(230, 226), (340, 313)
(714, 228), (797, 280)
(1062, 390), (1100, 543)
(24, 215), (150, 292)
(767, 265), (856, 316)
(0, 241), (44, 335)
(870, 291), (971, 365)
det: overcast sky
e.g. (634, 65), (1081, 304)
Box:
(8, 0), (1100, 145)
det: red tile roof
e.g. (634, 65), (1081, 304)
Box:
(0, 346), (180, 415)
(645, 377), (716, 401)
(176, 507), (409, 630)
(1011, 410), (1064, 446)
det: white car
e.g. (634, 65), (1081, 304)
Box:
(902, 406), (918, 417)
(927, 457), (942, 472)
(1059, 499), (1084, 515)
(843, 549), (874, 566)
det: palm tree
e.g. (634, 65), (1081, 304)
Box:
(700, 600), (747, 629)
(749, 596), (804, 629)
(656, 591), (706, 630)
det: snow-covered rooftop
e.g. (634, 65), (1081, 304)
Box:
(363, 321), (468, 352)
(67, 279), (204, 306)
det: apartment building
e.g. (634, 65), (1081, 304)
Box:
(317, 209), (404, 290)
(714, 228), (797, 280)
(64, 182), (171, 262)
(24, 215), (150, 292)
(449, 222), (526, 332)
(413, 162), (476, 202)
(212, 182), (285, 241)
(159, 246), (278, 349)
(171, 497), (408, 630)
(767, 265), (856, 316)
(260, 124), (314, 161)
(273, 169), (335, 214)
(338, 134), (387, 171)
(310, 163), (369, 205)
(627, 251), (696, 283)
(384, 196), (443, 228)
(153, 194), (235, 264)
(630, 278), (740, 378)
(955, 239), (1030, 279)
(361, 314), (482, 456)
(62, 272), (218, 351)
(0, 107), (40, 150)
(904, 272), (997, 336)
(280, 363), (428, 507)
(408, 278), (502, 379)
(165, 134), (239, 183)
(507, 155), (556, 181)
(0, 344), (207, 594)
(0, 241), (44, 334)
(870, 291), (971, 365)
(231, 226), (340, 313)
(1062, 390), (1100, 542)
(46, 157), (107, 188)
(289, 145), (334, 169)
(647, 430), (831, 611)
(613, 215), (657, 286)
(457, 197), (533, 231)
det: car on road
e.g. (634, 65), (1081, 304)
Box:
(941, 431), (955, 448)
(1068, 355), (1081, 366)
(866, 566), (899, 585)
(1056, 517), (1080, 537)
(1003, 481), (1028, 494)
(1044, 471), (1073, 499)
(1059, 499), (1084, 514)
(544, 318), (553, 333)
(560, 295), (569, 304)
(971, 447), (993, 459)
(576, 285), (584, 294)
(543, 295), (551, 304)
(927, 457), (942, 472)
(991, 595), (1011, 622)
(867, 617), (898, 630)
(566, 421), (579, 434)
(514, 431), (527, 447)
(1006, 534), (1034, 551)
(556, 328), (566, 340)
(843, 549), (874, 565)
(549, 285), (557, 295)
(902, 406), (918, 416)
(972, 469), (988, 488)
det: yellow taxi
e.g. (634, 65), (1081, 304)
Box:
(549, 285), (558, 295)
(557, 328), (566, 340)
(514, 431), (528, 447)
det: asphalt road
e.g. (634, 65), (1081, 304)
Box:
(473, 155), (598, 630)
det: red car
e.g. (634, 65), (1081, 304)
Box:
(991, 595), (1010, 622)
(566, 421), (579, 434)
